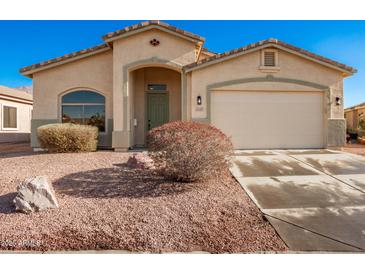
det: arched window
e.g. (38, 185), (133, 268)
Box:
(61, 90), (105, 132)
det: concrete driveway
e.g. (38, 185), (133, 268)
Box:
(231, 149), (365, 252)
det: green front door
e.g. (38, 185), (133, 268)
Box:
(146, 93), (169, 131)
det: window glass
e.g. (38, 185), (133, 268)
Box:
(147, 84), (167, 91)
(62, 105), (83, 124)
(61, 91), (105, 132)
(84, 105), (105, 132)
(62, 90), (105, 104)
(3, 106), (17, 129)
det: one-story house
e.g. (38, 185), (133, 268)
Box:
(0, 86), (33, 143)
(20, 21), (356, 150)
(345, 102), (365, 135)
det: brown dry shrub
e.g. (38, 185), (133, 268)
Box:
(37, 123), (98, 153)
(147, 121), (233, 182)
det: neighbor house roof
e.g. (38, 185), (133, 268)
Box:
(184, 38), (357, 75)
(102, 20), (205, 44)
(20, 44), (110, 77)
(0, 85), (33, 104)
(345, 102), (365, 112)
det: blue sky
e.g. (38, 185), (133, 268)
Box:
(0, 20), (364, 107)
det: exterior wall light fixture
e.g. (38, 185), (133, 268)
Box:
(197, 95), (202, 105)
(335, 97), (341, 106)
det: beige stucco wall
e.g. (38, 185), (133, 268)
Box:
(131, 67), (181, 146)
(111, 29), (197, 149)
(189, 49), (344, 120)
(32, 50), (113, 119)
(31, 50), (113, 147)
(188, 48), (346, 147)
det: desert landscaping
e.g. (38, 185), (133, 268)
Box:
(0, 143), (287, 253)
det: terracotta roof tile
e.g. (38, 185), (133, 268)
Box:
(102, 20), (205, 42)
(184, 38), (357, 74)
(20, 44), (110, 74)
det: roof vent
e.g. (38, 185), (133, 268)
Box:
(264, 51), (276, 67)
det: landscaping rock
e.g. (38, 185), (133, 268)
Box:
(126, 152), (154, 169)
(13, 176), (59, 214)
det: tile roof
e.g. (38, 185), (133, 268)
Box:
(20, 44), (110, 75)
(102, 20), (205, 43)
(0, 85), (33, 102)
(184, 38), (357, 74)
(201, 47), (217, 56)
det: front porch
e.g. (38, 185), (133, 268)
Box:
(112, 66), (183, 150)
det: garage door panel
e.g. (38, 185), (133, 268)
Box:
(211, 91), (324, 149)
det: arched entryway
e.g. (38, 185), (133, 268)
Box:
(129, 66), (182, 147)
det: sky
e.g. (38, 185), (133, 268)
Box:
(0, 20), (364, 108)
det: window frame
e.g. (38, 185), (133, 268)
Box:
(1, 104), (18, 131)
(60, 90), (106, 133)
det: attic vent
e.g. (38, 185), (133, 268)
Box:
(264, 51), (276, 66)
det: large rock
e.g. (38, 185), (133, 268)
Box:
(13, 176), (59, 214)
(126, 152), (154, 169)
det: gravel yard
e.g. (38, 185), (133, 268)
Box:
(0, 143), (287, 253)
(334, 143), (365, 156)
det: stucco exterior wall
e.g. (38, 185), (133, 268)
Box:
(112, 28), (196, 149)
(189, 49), (344, 119)
(188, 49), (345, 147)
(31, 50), (113, 147)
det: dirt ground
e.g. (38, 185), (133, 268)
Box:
(0, 142), (287, 253)
(333, 142), (365, 156)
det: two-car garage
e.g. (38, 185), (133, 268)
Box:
(211, 90), (325, 149)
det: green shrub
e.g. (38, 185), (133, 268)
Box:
(37, 123), (98, 153)
(147, 121), (233, 182)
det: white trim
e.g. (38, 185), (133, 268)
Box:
(20, 47), (111, 77)
(1, 104), (18, 131)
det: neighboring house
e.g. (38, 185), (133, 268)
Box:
(20, 21), (356, 150)
(345, 102), (365, 134)
(0, 86), (33, 143)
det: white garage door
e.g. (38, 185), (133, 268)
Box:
(211, 91), (324, 149)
